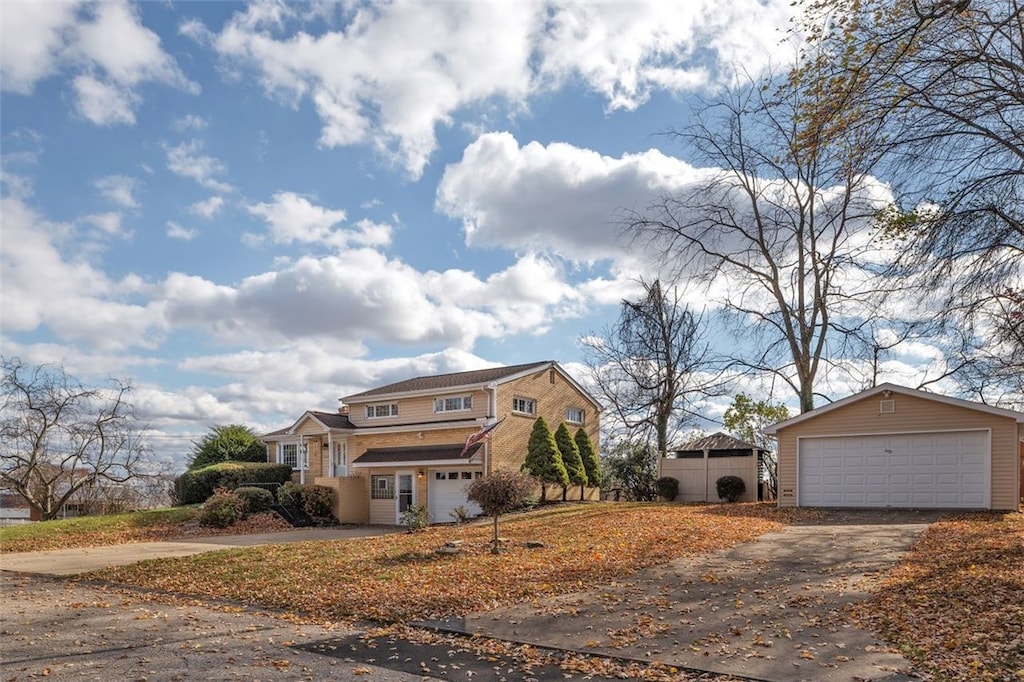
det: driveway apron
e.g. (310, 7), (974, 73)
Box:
(456, 514), (934, 682)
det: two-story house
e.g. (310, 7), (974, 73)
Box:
(262, 360), (601, 525)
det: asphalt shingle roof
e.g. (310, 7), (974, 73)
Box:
(353, 443), (482, 464)
(308, 410), (356, 429)
(343, 361), (553, 401)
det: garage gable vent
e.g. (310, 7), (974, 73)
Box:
(879, 399), (895, 413)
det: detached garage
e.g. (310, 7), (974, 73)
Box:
(764, 383), (1024, 511)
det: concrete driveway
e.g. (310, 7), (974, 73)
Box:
(441, 509), (943, 682)
(0, 526), (400, 576)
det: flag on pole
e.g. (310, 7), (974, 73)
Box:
(460, 417), (505, 456)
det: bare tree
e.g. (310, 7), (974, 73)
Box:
(629, 79), (895, 413)
(0, 357), (150, 520)
(581, 279), (713, 455)
(722, 393), (790, 498)
(791, 0), (1024, 398)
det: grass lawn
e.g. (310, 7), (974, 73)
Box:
(853, 511), (1024, 682)
(0, 506), (290, 553)
(90, 503), (814, 624)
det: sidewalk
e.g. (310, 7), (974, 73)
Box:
(0, 526), (399, 576)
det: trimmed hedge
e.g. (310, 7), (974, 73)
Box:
(197, 488), (246, 528)
(302, 485), (335, 520)
(655, 476), (680, 501)
(174, 462), (292, 505)
(234, 486), (274, 514)
(716, 475), (746, 503)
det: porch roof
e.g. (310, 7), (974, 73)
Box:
(352, 443), (482, 465)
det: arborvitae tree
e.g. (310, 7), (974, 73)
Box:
(575, 427), (600, 501)
(554, 422), (586, 501)
(521, 417), (568, 503)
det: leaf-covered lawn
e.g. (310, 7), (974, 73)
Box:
(853, 512), (1024, 681)
(91, 503), (816, 624)
(0, 508), (290, 553)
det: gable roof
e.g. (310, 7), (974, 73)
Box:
(763, 382), (1024, 435)
(261, 410), (356, 440)
(676, 432), (764, 453)
(342, 360), (602, 409)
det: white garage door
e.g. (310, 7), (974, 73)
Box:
(798, 431), (990, 508)
(428, 470), (482, 523)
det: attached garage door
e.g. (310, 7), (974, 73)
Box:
(798, 431), (990, 508)
(428, 470), (482, 523)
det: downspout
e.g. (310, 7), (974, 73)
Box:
(486, 383), (498, 475)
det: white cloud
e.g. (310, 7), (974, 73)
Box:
(73, 73), (139, 125)
(82, 211), (127, 237)
(172, 114), (208, 132)
(188, 195), (224, 218)
(201, 1), (797, 178)
(244, 192), (391, 250)
(164, 140), (233, 192)
(0, 196), (163, 350)
(2, 1), (197, 125)
(152, 246), (584, 351)
(437, 131), (706, 264)
(538, 2), (798, 110)
(167, 221), (199, 241)
(95, 174), (140, 208)
(0, 2), (80, 94)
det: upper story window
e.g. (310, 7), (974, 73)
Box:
(365, 403), (399, 419)
(434, 395), (473, 413)
(512, 396), (536, 415)
(565, 407), (585, 425)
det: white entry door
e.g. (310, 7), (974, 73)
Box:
(798, 431), (989, 508)
(396, 471), (414, 522)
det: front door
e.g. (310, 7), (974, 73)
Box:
(396, 471), (414, 522)
(331, 441), (347, 477)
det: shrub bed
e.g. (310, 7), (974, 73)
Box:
(174, 462), (292, 505)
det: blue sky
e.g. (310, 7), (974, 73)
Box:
(2, 1), (955, 468)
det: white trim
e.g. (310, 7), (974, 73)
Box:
(396, 470), (415, 524)
(764, 383), (1024, 435)
(795, 428), (992, 509)
(352, 419), (479, 436)
(352, 454), (484, 469)
(268, 410), (355, 439)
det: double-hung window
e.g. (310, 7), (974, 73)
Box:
(512, 396), (536, 415)
(434, 395), (473, 413)
(280, 442), (299, 469)
(365, 403), (399, 419)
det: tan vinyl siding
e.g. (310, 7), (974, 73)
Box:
(347, 389), (489, 428)
(776, 392), (1020, 510)
(364, 467), (425, 525)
